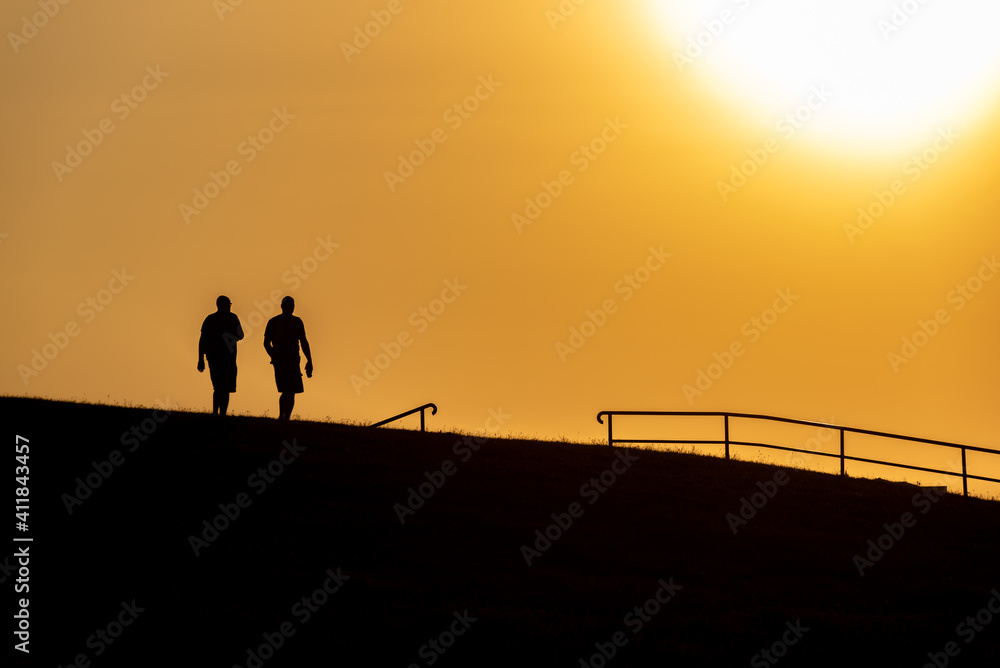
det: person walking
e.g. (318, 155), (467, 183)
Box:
(198, 295), (244, 416)
(263, 296), (313, 420)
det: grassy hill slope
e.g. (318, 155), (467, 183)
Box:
(5, 397), (1000, 667)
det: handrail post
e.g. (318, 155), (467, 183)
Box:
(420, 407), (426, 432)
(962, 446), (968, 497)
(724, 414), (730, 460)
(607, 413), (613, 446)
(840, 428), (845, 476)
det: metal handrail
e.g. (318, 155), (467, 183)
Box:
(596, 411), (1000, 497)
(372, 403), (438, 432)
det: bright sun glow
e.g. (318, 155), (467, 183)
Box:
(651, 0), (1000, 151)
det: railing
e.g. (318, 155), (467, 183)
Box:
(372, 403), (438, 432)
(596, 411), (1000, 497)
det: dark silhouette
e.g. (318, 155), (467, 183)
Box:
(263, 296), (313, 420)
(198, 295), (245, 416)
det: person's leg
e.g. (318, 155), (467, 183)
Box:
(220, 392), (230, 416)
(212, 390), (222, 415)
(279, 392), (294, 420)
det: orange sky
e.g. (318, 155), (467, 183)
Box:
(3, 1), (999, 495)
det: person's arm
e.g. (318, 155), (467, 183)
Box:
(197, 321), (207, 372)
(263, 322), (274, 361)
(235, 316), (245, 342)
(300, 322), (313, 377)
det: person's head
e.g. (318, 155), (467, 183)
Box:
(281, 296), (294, 315)
(216, 295), (232, 313)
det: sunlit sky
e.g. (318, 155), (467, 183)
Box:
(3, 1), (1000, 493)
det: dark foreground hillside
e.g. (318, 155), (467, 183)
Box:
(5, 397), (1000, 667)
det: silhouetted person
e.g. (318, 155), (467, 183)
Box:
(263, 296), (313, 420)
(198, 295), (245, 416)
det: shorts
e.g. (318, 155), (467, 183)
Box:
(207, 355), (237, 393)
(272, 359), (303, 394)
